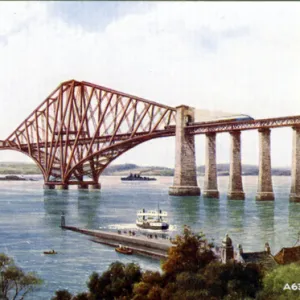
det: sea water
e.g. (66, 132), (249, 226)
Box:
(0, 176), (299, 299)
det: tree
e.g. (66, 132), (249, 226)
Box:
(162, 226), (215, 277)
(86, 261), (142, 300)
(175, 271), (206, 291)
(72, 292), (90, 300)
(203, 261), (263, 299)
(133, 282), (152, 298)
(133, 271), (164, 299)
(257, 263), (300, 300)
(160, 282), (177, 300)
(0, 253), (42, 300)
(51, 289), (73, 300)
(54, 227), (265, 300)
(147, 285), (163, 300)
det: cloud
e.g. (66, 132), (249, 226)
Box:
(0, 2), (46, 35)
(0, 1), (299, 168)
(48, 1), (154, 32)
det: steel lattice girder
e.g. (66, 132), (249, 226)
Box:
(3, 80), (176, 183)
(2, 79), (300, 185)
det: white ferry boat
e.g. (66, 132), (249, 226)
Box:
(136, 208), (169, 230)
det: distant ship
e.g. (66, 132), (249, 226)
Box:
(121, 173), (156, 181)
(136, 208), (169, 230)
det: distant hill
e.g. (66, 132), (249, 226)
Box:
(102, 164), (174, 176)
(0, 162), (291, 176)
(197, 164), (290, 176)
(0, 162), (40, 175)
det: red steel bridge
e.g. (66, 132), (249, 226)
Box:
(0, 79), (299, 188)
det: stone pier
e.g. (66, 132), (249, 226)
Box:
(203, 132), (219, 198)
(78, 183), (89, 190)
(169, 105), (200, 196)
(89, 183), (101, 190)
(256, 128), (274, 201)
(43, 184), (55, 190)
(227, 131), (245, 200)
(56, 184), (69, 190)
(290, 127), (300, 202)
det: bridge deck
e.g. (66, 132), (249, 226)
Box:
(186, 115), (300, 134)
(1, 115), (300, 152)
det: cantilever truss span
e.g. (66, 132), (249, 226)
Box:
(0, 80), (176, 185)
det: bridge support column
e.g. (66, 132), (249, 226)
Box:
(227, 131), (245, 200)
(56, 184), (69, 190)
(290, 127), (300, 202)
(256, 128), (274, 201)
(203, 132), (219, 198)
(78, 184), (89, 190)
(89, 183), (101, 190)
(169, 105), (200, 196)
(43, 184), (55, 190)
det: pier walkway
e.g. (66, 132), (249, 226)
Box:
(62, 225), (172, 259)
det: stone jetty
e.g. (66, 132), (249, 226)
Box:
(61, 225), (172, 259)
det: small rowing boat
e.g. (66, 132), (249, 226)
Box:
(115, 245), (133, 255)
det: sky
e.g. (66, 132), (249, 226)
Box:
(0, 1), (299, 168)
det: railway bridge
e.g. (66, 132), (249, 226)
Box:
(0, 80), (300, 201)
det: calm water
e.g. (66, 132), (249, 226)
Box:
(0, 176), (299, 299)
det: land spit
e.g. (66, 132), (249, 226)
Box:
(61, 225), (172, 259)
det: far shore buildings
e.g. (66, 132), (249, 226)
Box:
(217, 233), (300, 268)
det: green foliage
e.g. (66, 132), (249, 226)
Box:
(133, 282), (151, 297)
(147, 285), (163, 300)
(203, 262), (263, 299)
(51, 289), (73, 300)
(175, 271), (206, 291)
(141, 270), (163, 285)
(257, 263), (300, 300)
(53, 227), (268, 300)
(133, 271), (164, 299)
(162, 225), (215, 276)
(87, 261), (141, 300)
(72, 293), (90, 300)
(0, 253), (42, 300)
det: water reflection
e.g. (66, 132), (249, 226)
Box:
(203, 198), (220, 236)
(288, 202), (300, 244)
(169, 196), (200, 231)
(256, 201), (275, 249)
(226, 200), (245, 234)
(43, 191), (69, 214)
(77, 191), (101, 228)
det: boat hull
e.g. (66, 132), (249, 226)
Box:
(136, 222), (169, 230)
(115, 248), (133, 255)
